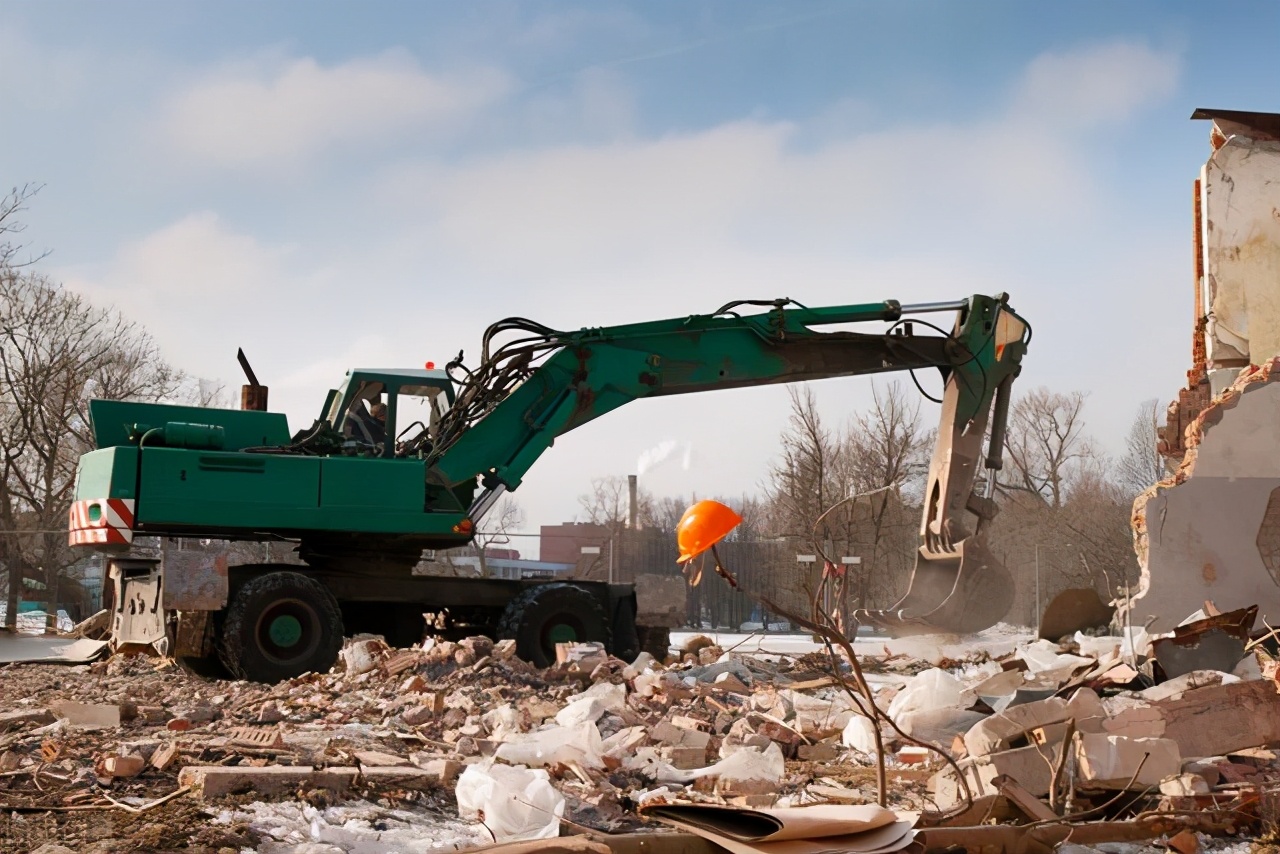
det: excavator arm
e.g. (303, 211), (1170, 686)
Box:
(427, 292), (1029, 636)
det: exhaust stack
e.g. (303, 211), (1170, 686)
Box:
(628, 474), (638, 530)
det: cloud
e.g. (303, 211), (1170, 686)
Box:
(59, 213), (312, 389)
(1012, 41), (1179, 128)
(162, 50), (511, 167)
(112, 212), (293, 297)
(370, 39), (1178, 298)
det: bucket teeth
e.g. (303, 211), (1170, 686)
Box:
(853, 537), (1013, 637)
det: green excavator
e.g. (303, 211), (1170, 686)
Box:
(70, 292), (1029, 681)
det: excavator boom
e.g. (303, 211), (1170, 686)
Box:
(429, 293), (1029, 635)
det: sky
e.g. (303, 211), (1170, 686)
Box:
(3, 1), (1278, 557)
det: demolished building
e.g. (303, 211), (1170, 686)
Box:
(1130, 109), (1280, 631)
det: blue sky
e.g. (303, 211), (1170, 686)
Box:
(3, 2), (1278, 552)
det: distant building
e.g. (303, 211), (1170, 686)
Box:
(539, 522), (610, 565)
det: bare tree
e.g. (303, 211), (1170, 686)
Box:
(1, 269), (185, 628)
(836, 381), (930, 610)
(0, 184), (48, 270)
(762, 382), (932, 616)
(1000, 388), (1096, 508)
(577, 474), (657, 533)
(765, 386), (837, 537)
(1117, 398), (1165, 496)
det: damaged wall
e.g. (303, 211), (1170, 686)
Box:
(1133, 111), (1280, 631)
(1130, 360), (1280, 631)
(1201, 123), (1280, 374)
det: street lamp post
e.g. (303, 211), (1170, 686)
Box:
(797, 554), (817, 636)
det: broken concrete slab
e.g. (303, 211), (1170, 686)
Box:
(0, 708), (56, 732)
(354, 750), (411, 767)
(669, 745), (710, 769)
(931, 743), (1062, 808)
(652, 720), (711, 750)
(0, 635), (108, 666)
(52, 701), (120, 728)
(179, 765), (359, 800)
(1103, 674), (1280, 758)
(963, 688), (1103, 757)
(1074, 733), (1181, 789)
(359, 764), (460, 789)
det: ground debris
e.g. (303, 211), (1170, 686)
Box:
(3, 619), (1280, 851)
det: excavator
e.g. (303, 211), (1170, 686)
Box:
(69, 292), (1029, 681)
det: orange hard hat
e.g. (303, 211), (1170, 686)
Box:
(675, 500), (742, 564)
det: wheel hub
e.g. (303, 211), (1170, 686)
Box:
(254, 598), (319, 664)
(268, 614), (303, 648)
(547, 622), (577, 645)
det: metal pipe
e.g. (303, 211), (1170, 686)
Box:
(898, 299), (968, 315)
(985, 375), (1014, 470)
(1035, 544), (1041, 635)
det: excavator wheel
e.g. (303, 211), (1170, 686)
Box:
(218, 571), (345, 683)
(497, 583), (610, 668)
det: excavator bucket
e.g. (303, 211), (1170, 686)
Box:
(854, 537), (1013, 636)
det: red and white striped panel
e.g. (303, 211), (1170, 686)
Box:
(68, 498), (136, 547)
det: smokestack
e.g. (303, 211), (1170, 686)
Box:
(628, 474), (638, 530)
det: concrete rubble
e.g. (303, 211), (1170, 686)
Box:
(0, 618), (1279, 853)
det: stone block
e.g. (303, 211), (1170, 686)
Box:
(669, 745), (709, 769)
(179, 765), (359, 800)
(403, 700), (445, 726)
(52, 701), (119, 728)
(418, 758), (463, 784)
(360, 765), (459, 789)
(1183, 758), (1223, 786)
(797, 742), (840, 762)
(1074, 734), (1181, 790)
(931, 743), (1062, 809)
(151, 742), (179, 771)
(100, 755), (145, 778)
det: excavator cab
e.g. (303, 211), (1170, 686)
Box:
(325, 369), (456, 458)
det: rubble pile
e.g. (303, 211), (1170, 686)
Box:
(2, 615), (1280, 852)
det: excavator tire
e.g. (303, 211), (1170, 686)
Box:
(497, 583), (609, 668)
(218, 571), (345, 683)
